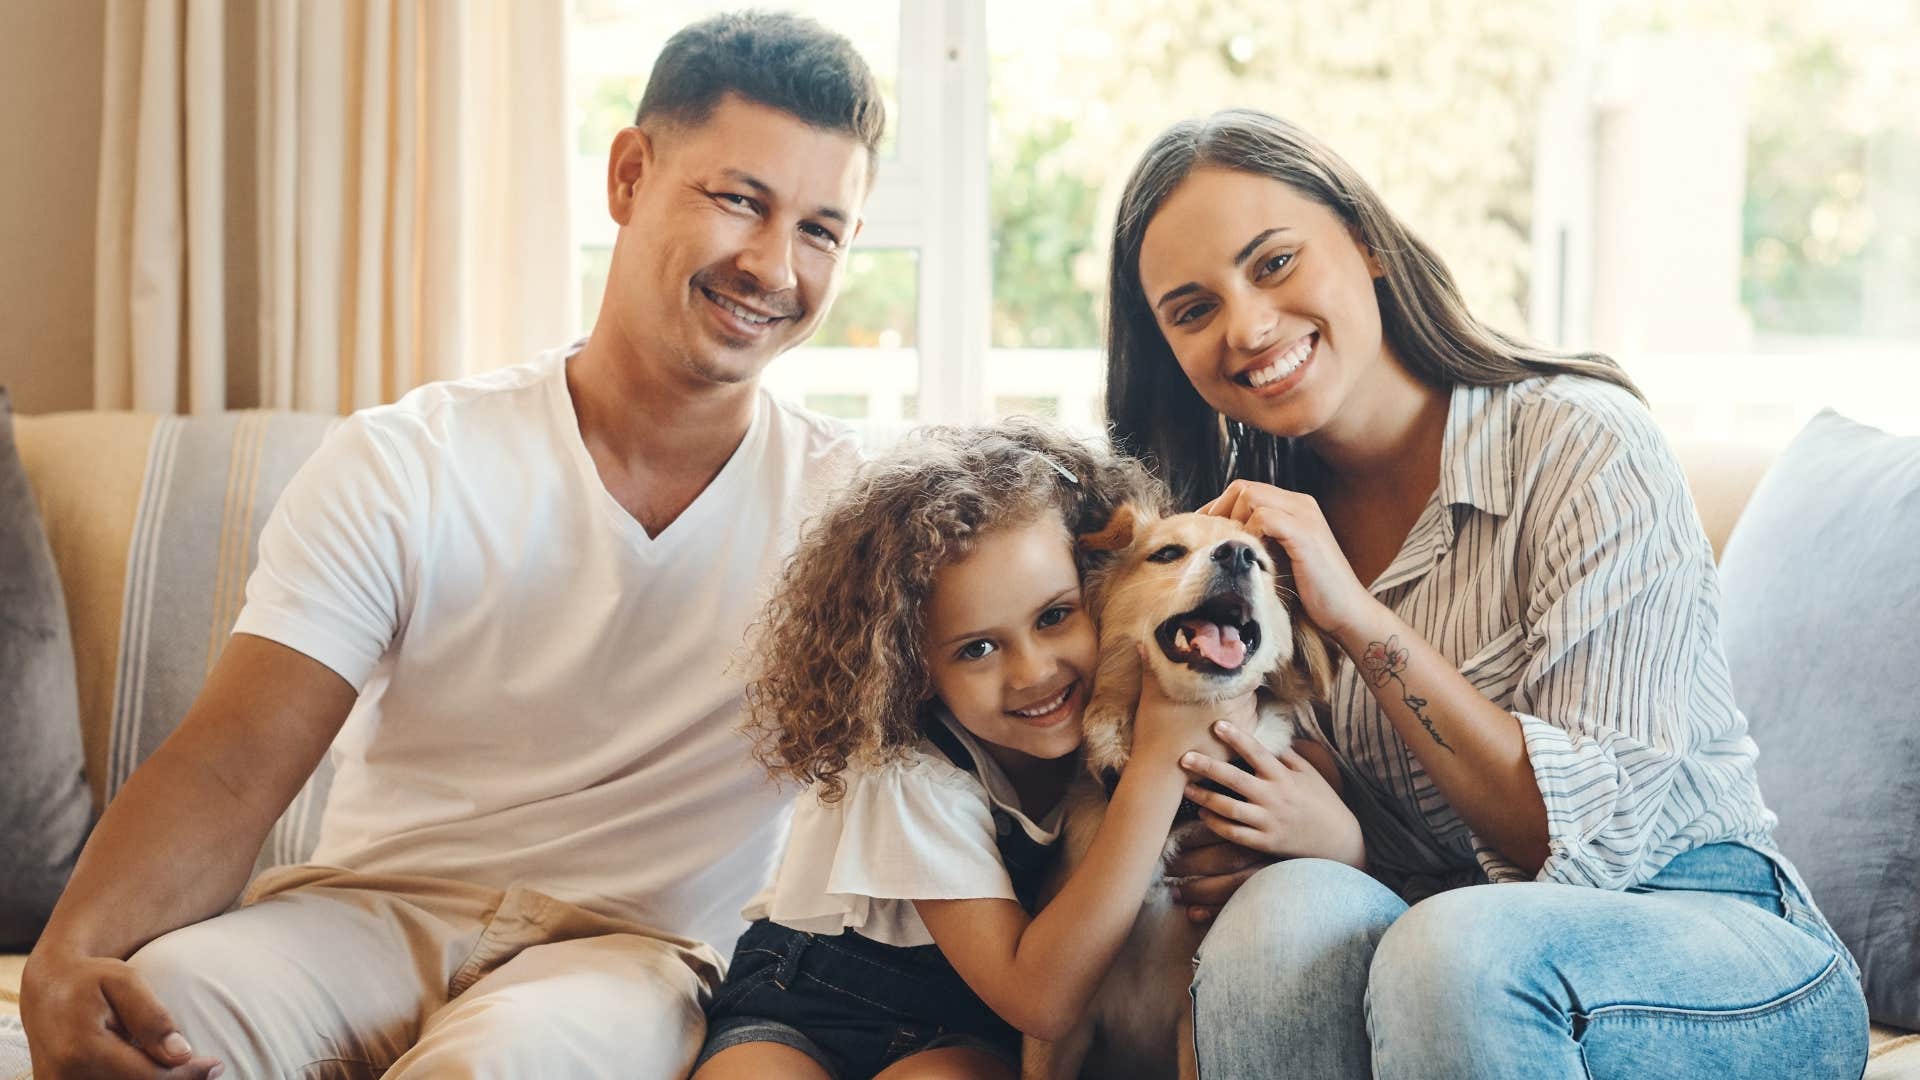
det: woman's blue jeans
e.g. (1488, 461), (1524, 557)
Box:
(1189, 845), (1868, 1078)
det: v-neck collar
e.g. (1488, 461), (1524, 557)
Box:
(1365, 381), (1514, 597)
(548, 345), (769, 554)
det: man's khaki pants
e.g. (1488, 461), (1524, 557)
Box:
(126, 866), (724, 1078)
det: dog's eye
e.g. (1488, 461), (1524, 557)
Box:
(1146, 544), (1188, 564)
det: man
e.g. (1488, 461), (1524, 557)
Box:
(22, 13), (879, 1077)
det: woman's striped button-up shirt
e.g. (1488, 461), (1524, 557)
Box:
(1303, 374), (1779, 900)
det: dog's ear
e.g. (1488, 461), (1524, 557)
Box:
(1079, 503), (1137, 553)
(1271, 551), (1336, 701)
(1291, 619), (1337, 699)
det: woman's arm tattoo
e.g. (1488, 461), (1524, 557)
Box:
(1360, 635), (1455, 753)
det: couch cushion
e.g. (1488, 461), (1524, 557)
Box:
(15, 409), (341, 878)
(1877, 1027), (1920, 1080)
(0, 389), (93, 949)
(0, 953), (22, 1016)
(1670, 439), (1779, 560)
(1719, 409), (1920, 1030)
(11, 410), (161, 814)
(0, 1016), (26, 1080)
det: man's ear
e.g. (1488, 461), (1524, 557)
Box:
(607, 125), (653, 226)
(1079, 503), (1138, 553)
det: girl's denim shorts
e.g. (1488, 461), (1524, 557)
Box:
(694, 919), (1019, 1079)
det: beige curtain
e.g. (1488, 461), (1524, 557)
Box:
(94, 0), (573, 415)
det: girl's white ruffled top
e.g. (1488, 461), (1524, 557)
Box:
(743, 711), (1062, 947)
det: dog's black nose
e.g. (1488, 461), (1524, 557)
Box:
(1212, 541), (1257, 574)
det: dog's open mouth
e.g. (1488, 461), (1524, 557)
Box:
(1154, 593), (1261, 674)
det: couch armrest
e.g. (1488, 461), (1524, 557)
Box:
(1669, 439), (1780, 562)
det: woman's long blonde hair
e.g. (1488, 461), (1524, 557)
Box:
(744, 418), (1160, 802)
(1106, 108), (1641, 509)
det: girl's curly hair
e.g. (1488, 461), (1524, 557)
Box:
(744, 417), (1164, 802)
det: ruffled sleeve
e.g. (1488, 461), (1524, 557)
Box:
(756, 750), (1018, 946)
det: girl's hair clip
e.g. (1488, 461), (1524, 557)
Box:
(1033, 451), (1079, 486)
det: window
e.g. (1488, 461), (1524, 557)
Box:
(1534, 0), (1920, 441)
(568, 1), (980, 424)
(982, 0), (1565, 431)
(571, 2), (1920, 440)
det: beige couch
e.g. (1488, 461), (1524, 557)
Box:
(2, 410), (1913, 1075)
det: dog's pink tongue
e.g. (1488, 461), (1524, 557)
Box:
(1183, 620), (1246, 669)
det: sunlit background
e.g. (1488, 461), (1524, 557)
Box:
(569, 0), (1920, 443)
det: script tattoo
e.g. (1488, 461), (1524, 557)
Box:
(1361, 635), (1455, 753)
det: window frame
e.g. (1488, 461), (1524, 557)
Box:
(856, 0), (989, 423)
(573, 2), (1918, 438)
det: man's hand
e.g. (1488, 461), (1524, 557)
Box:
(1163, 830), (1273, 924)
(22, 949), (223, 1078)
(21, 636), (353, 1079)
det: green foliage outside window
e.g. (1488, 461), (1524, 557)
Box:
(573, 2), (1919, 350)
(985, 0), (1558, 348)
(991, 120), (1104, 349)
(1605, 0), (1920, 339)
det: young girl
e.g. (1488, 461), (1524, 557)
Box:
(690, 419), (1244, 1080)
(1103, 107), (1869, 1077)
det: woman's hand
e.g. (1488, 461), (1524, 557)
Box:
(1163, 831), (1271, 924)
(1179, 719), (1366, 869)
(1201, 479), (1378, 639)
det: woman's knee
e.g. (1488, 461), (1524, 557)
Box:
(1193, 860), (1400, 1079)
(1367, 886), (1549, 1022)
(1200, 859), (1404, 983)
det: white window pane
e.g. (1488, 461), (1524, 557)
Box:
(774, 248), (921, 421)
(1609, 3), (1920, 341)
(571, 2), (898, 162)
(569, 2), (915, 371)
(982, 0), (1565, 429)
(812, 248), (918, 349)
(1597, 2), (1920, 441)
(579, 245), (610, 333)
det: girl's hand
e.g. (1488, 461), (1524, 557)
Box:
(1179, 719), (1366, 869)
(1131, 646), (1253, 770)
(1201, 479), (1378, 639)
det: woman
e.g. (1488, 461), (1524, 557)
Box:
(1107, 108), (1868, 1078)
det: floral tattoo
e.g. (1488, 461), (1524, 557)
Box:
(1361, 635), (1455, 753)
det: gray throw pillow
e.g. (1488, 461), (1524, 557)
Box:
(0, 387), (94, 948)
(1719, 408), (1920, 1029)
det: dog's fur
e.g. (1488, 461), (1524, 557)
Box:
(1022, 505), (1332, 1080)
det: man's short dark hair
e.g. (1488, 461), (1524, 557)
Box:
(637, 11), (886, 166)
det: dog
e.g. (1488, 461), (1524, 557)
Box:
(1021, 504), (1332, 1080)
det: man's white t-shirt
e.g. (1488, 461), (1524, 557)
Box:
(232, 345), (860, 953)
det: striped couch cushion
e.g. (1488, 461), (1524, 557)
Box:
(15, 409), (340, 877)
